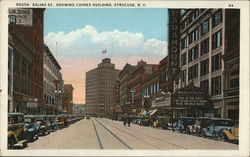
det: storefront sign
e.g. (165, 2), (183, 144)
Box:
(168, 9), (181, 80)
(174, 96), (207, 106)
(9, 9), (33, 26)
(152, 95), (171, 108)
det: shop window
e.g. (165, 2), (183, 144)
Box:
(200, 38), (209, 56)
(201, 19), (209, 35)
(212, 53), (221, 72)
(212, 9), (222, 28)
(212, 30), (222, 50)
(200, 59), (209, 76)
(212, 76), (221, 95)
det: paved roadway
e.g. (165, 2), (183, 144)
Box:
(25, 118), (238, 150)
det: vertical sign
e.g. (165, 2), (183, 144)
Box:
(9, 9), (33, 26)
(168, 9), (181, 81)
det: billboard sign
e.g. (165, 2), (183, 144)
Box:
(27, 102), (37, 108)
(168, 9), (181, 81)
(9, 8), (33, 26)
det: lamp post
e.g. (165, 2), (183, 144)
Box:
(55, 89), (61, 115)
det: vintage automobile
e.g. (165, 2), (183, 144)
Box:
(86, 115), (90, 119)
(46, 115), (57, 132)
(36, 115), (50, 136)
(8, 113), (29, 149)
(132, 116), (143, 125)
(141, 116), (153, 127)
(221, 121), (239, 143)
(186, 117), (211, 135)
(24, 115), (40, 141)
(156, 116), (169, 129)
(201, 118), (235, 140)
(172, 117), (196, 133)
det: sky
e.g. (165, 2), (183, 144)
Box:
(44, 8), (169, 104)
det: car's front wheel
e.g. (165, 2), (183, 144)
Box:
(221, 133), (228, 142)
(202, 130), (206, 138)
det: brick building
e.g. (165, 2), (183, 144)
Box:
(9, 9), (45, 114)
(62, 84), (74, 114)
(118, 63), (135, 114)
(128, 60), (158, 114)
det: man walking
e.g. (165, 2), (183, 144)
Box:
(123, 115), (127, 126)
(127, 115), (131, 127)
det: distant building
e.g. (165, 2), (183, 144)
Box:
(85, 58), (120, 117)
(62, 84), (74, 114)
(74, 104), (85, 115)
(43, 44), (63, 115)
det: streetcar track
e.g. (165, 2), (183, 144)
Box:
(98, 119), (161, 149)
(101, 119), (187, 149)
(94, 118), (132, 150)
(92, 119), (104, 149)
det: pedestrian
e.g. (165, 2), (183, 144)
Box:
(127, 116), (131, 127)
(123, 115), (127, 126)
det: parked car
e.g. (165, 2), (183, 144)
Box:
(201, 118), (234, 140)
(24, 115), (40, 141)
(46, 115), (57, 132)
(8, 113), (29, 149)
(36, 115), (50, 136)
(132, 116), (143, 125)
(86, 115), (90, 119)
(221, 121), (239, 143)
(156, 116), (169, 129)
(141, 116), (153, 126)
(186, 117), (211, 135)
(172, 117), (196, 133)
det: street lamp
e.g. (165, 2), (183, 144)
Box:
(55, 89), (62, 115)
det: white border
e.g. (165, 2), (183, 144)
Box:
(0, 0), (249, 156)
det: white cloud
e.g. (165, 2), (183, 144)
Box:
(44, 25), (168, 58)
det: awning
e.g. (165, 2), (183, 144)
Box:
(149, 109), (158, 116)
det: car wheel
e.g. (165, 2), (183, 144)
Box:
(212, 132), (218, 140)
(186, 128), (190, 134)
(221, 133), (228, 142)
(202, 131), (206, 138)
(8, 138), (14, 149)
(23, 141), (28, 148)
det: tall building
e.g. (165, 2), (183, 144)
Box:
(62, 84), (74, 114)
(9, 8), (45, 114)
(85, 58), (120, 117)
(175, 9), (240, 119)
(43, 44), (63, 115)
(119, 63), (135, 114)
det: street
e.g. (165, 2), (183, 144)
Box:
(25, 118), (238, 150)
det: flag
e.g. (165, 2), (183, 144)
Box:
(102, 49), (107, 54)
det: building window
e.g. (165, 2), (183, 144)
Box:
(212, 9), (222, 28)
(188, 45), (199, 62)
(189, 27), (199, 44)
(212, 76), (221, 95)
(212, 30), (222, 50)
(188, 64), (198, 80)
(200, 59), (209, 76)
(182, 70), (186, 82)
(229, 69), (239, 89)
(212, 53), (221, 72)
(181, 37), (188, 49)
(200, 79), (209, 94)
(200, 38), (209, 56)
(181, 18), (188, 30)
(201, 19), (209, 35)
(181, 52), (187, 65)
(189, 9), (199, 23)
